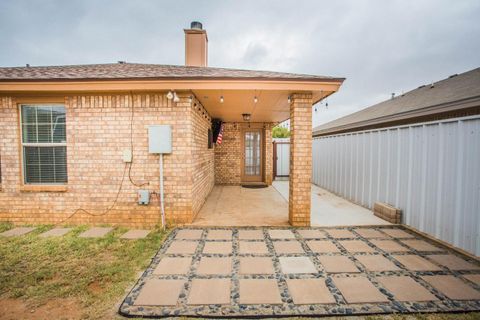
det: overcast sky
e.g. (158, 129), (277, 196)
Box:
(1, 0), (479, 127)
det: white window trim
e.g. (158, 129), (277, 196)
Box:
(19, 103), (67, 185)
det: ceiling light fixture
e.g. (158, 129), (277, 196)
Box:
(220, 96), (224, 103)
(166, 91), (174, 100)
(188, 95), (193, 103)
(253, 96), (258, 104)
(242, 113), (251, 121)
(287, 96), (291, 104)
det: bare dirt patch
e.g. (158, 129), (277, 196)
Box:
(0, 298), (82, 320)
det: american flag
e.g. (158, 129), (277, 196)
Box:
(216, 123), (224, 144)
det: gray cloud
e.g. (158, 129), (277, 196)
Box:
(1, 0), (479, 126)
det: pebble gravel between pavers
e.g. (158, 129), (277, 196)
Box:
(119, 226), (480, 318)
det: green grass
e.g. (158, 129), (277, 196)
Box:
(0, 222), (169, 319)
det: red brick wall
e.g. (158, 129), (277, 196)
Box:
(0, 93), (213, 227)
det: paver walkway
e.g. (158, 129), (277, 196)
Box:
(120, 226), (480, 317)
(0, 226), (151, 240)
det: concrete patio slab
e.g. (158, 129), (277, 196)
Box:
(273, 241), (304, 254)
(121, 226), (480, 318)
(463, 274), (480, 285)
(318, 256), (360, 273)
(187, 279), (231, 305)
(133, 279), (184, 306)
(0, 227), (35, 237)
(297, 229), (327, 239)
(269, 229), (295, 239)
(238, 229), (264, 240)
(202, 241), (232, 254)
(279, 257), (317, 274)
(326, 229), (356, 239)
(286, 279), (336, 304)
(78, 227), (112, 238)
(355, 254), (401, 272)
(239, 257), (275, 274)
(422, 275), (480, 300)
(39, 227), (72, 237)
(153, 257), (192, 275)
(272, 181), (390, 226)
(339, 240), (376, 253)
(206, 229), (232, 240)
(427, 254), (480, 271)
(333, 276), (389, 303)
(175, 229), (203, 240)
(239, 279), (282, 304)
(355, 228), (386, 238)
(239, 241), (269, 254)
(370, 239), (410, 252)
(165, 241), (198, 254)
(401, 239), (444, 252)
(392, 255), (442, 271)
(120, 229), (150, 239)
(377, 276), (438, 302)
(381, 228), (415, 238)
(306, 240), (340, 253)
(197, 257), (232, 275)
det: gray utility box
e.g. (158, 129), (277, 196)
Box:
(138, 190), (150, 205)
(148, 125), (172, 154)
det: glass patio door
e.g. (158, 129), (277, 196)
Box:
(242, 129), (263, 182)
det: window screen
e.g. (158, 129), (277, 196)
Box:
(21, 105), (67, 184)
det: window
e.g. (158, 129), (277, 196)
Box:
(20, 105), (67, 184)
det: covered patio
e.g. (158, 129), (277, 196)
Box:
(192, 181), (388, 227)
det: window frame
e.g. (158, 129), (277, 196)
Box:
(19, 103), (68, 187)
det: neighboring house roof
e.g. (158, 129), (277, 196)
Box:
(0, 62), (344, 82)
(313, 67), (480, 136)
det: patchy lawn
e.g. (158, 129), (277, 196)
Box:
(0, 222), (169, 319)
(0, 223), (478, 320)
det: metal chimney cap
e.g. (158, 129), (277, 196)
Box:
(190, 21), (203, 30)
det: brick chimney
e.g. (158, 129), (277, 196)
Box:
(184, 21), (208, 67)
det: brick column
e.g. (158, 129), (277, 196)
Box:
(289, 93), (313, 226)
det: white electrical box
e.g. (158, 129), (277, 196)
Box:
(122, 149), (132, 163)
(148, 125), (172, 154)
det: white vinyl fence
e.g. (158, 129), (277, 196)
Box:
(312, 115), (480, 256)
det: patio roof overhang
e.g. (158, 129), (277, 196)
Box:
(0, 78), (344, 123)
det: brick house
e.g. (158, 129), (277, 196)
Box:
(0, 22), (344, 227)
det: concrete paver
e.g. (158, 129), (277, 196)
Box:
(153, 257), (192, 275)
(239, 279), (282, 304)
(401, 239), (443, 252)
(334, 276), (389, 303)
(206, 229), (232, 240)
(39, 227), (72, 237)
(239, 257), (275, 274)
(120, 229), (150, 239)
(355, 254), (401, 272)
(339, 240), (376, 253)
(269, 229), (295, 239)
(0, 227), (36, 237)
(377, 276), (437, 302)
(187, 279), (231, 305)
(355, 228), (386, 238)
(165, 241), (198, 254)
(175, 229), (203, 240)
(393, 255), (442, 271)
(422, 275), (480, 300)
(381, 228), (415, 238)
(463, 274), (480, 285)
(306, 240), (340, 253)
(202, 241), (232, 254)
(273, 241), (304, 254)
(279, 257), (317, 274)
(370, 239), (410, 252)
(286, 279), (335, 304)
(238, 229), (264, 240)
(134, 279), (184, 306)
(239, 241), (269, 254)
(426, 254), (480, 271)
(197, 257), (232, 275)
(78, 227), (112, 238)
(326, 229), (356, 239)
(318, 256), (360, 273)
(297, 229), (327, 239)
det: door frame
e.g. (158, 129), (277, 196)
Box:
(240, 127), (264, 183)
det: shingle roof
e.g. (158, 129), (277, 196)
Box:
(0, 62), (344, 82)
(313, 67), (480, 136)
